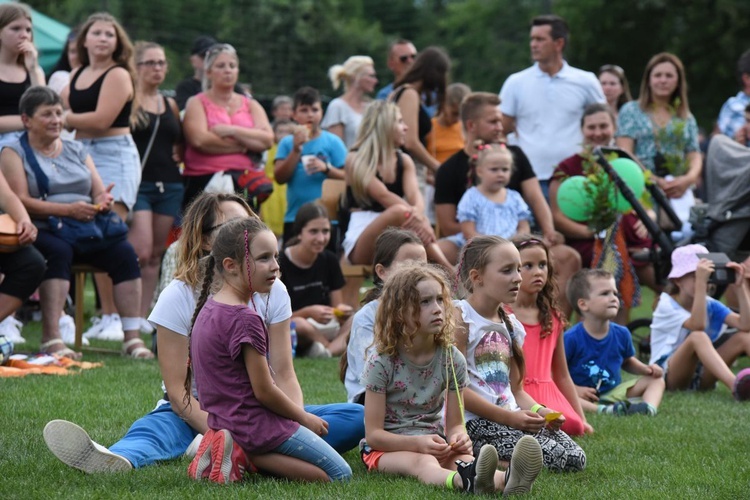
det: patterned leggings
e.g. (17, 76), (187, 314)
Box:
(466, 418), (586, 472)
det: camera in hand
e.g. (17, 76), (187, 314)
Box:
(697, 252), (736, 285)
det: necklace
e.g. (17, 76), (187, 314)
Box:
(38, 140), (61, 158)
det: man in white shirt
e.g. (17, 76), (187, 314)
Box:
(500, 15), (605, 198)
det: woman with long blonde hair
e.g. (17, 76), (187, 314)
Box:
(342, 101), (452, 269)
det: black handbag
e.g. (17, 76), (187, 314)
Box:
(20, 133), (128, 253)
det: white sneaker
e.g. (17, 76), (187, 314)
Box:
(139, 318), (154, 335)
(184, 433), (204, 459)
(306, 341), (332, 358)
(59, 314), (89, 346)
(43, 419), (133, 474)
(0, 316), (25, 344)
(83, 316), (105, 339)
(97, 314), (124, 341)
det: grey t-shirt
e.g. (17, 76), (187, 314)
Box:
(363, 345), (468, 436)
(321, 97), (364, 149)
(5, 138), (91, 205)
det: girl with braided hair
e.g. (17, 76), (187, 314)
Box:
(184, 217), (351, 484)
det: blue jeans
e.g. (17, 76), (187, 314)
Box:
(271, 426), (352, 482)
(109, 401), (364, 468)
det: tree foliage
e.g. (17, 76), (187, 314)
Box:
(23, 0), (750, 126)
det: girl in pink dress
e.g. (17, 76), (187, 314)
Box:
(509, 234), (593, 436)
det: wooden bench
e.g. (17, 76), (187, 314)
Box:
(70, 263), (123, 353)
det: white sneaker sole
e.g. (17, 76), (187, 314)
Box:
(474, 444), (499, 495)
(184, 433), (204, 459)
(504, 435), (543, 496)
(43, 420), (132, 474)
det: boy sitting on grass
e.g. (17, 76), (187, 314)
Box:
(564, 269), (665, 416)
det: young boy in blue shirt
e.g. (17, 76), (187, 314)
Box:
(565, 269), (665, 416)
(274, 87), (347, 243)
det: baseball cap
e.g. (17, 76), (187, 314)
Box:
(667, 244), (709, 279)
(191, 35), (217, 56)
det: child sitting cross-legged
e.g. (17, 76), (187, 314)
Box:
(360, 261), (543, 495)
(565, 269), (666, 416)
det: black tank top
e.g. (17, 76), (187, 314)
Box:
(392, 85), (432, 147)
(0, 72), (30, 116)
(345, 151), (405, 212)
(69, 66), (132, 128)
(132, 95), (182, 183)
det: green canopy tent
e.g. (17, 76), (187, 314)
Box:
(0, 0), (70, 73)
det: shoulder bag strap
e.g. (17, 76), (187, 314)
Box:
(19, 132), (50, 200)
(139, 95), (163, 169)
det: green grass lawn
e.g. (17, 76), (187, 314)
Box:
(2, 288), (749, 498)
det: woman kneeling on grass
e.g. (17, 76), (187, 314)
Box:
(185, 217), (351, 483)
(360, 261), (542, 495)
(43, 192), (363, 475)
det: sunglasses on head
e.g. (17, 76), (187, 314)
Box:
(399, 53), (417, 64)
(599, 64), (624, 76)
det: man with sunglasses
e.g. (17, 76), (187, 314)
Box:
(376, 39), (417, 102)
(499, 15), (604, 199)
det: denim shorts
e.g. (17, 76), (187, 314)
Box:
(79, 135), (141, 211)
(134, 181), (184, 217)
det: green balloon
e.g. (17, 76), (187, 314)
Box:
(609, 158), (645, 212)
(557, 176), (593, 222)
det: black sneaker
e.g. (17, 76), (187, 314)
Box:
(503, 435), (543, 496)
(456, 444), (498, 494)
(627, 402), (655, 416)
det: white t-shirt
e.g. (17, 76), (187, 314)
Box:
(149, 278), (291, 400)
(456, 299), (526, 420)
(500, 61), (605, 180)
(149, 278), (291, 336)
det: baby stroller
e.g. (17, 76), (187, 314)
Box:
(590, 146), (689, 361)
(593, 138), (750, 360)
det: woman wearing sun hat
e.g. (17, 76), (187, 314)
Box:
(649, 244), (750, 400)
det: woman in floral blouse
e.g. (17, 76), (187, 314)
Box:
(615, 53), (701, 205)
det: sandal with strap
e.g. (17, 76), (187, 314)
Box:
(40, 339), (82, 360)
(122, 338), (155, 360)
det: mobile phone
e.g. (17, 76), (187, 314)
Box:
(697, 252), (736, 285)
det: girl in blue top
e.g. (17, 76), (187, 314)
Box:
(448, 142), (531, 252)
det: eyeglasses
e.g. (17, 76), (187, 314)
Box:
(599, 64), (624, 76)
(137, 60), (167, 68)
(398, 53), (417, 64)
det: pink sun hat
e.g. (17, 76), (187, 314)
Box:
(668, 244), (709, 279)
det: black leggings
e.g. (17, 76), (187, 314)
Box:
(0, 245), (46, 300)
(34, 230), (140, 284)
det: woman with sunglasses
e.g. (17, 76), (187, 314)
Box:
(129, 41), (183, 335)
(182, 43), (273, 211)
(598, 64), (632, 119)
